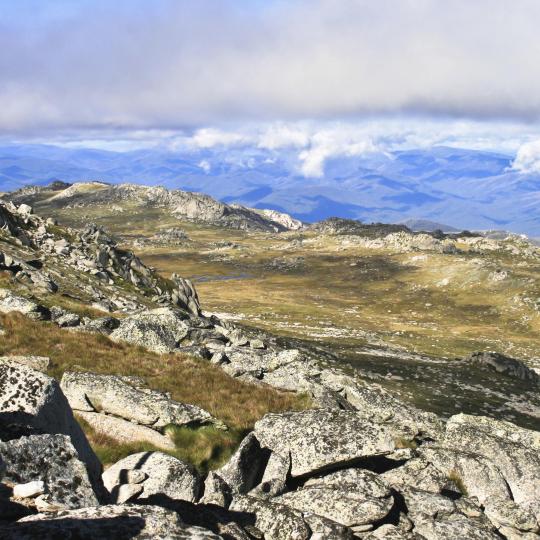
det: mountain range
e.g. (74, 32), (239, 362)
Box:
(0, 143), (539, 235)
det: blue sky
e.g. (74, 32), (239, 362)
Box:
(1, 0), (540, 172)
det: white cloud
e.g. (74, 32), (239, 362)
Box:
(298, 129), (377, 177)
(191, 128), (252, 148)
(1, 1), (540, 135)
(198, 159), (211, 173)
(257, 124), (309, 150)
(511, 140), (540, 174)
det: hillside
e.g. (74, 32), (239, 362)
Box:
(6, 181), (304, 233)
(0, 193), (539, 537)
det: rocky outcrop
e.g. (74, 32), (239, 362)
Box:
(0, 289), (49, 320)
(61, 370), (222, 430)
(2, 504), (220, 539)
(253, 409), (408, 478)
(109, 307), (189, 353)
(10, 182), (303, 233)
(0, 362), (101, 485)
(75, 411), (176, 451)
(102, 451), (202, 503)
(0, 434), (99, 509)
(465, 351), (540, 384)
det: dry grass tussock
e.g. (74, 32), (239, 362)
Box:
(0, 312), (309, 470)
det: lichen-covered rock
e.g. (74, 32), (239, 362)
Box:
(276, 468), (394, 528)
(442, 414), (540, 519)
(61, 371), (221, 429)
(75, 411), (176, 451)
(418, 446), (512, 504)
(381, 456), (460, 494)
(109, 307), (189, 353)
(0, 289), (49, 320)
(319, 370), (444, 439)
(254, 409), (401, 477)
(210, 433), (271, 495)
(2, 504), (220, 539)
(0, 363), (101, 485)
(0, 355), (50, 372)
(412, 514), (502, 540)
(230, 495), (311, 540)
(0, 434), (99, 509)
(102, 451), (202, 503)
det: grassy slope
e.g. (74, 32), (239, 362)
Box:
(0, 312), (307, 470)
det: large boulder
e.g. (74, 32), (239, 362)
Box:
(275, 468), (394, 531)
(441, 414), (540, 519)
(75, 411), (176, 451)
(61, 371), (222, 429)
(102, 451), (202, 503)
(319, 370), (444, 439)
(0, 434), (99, 509)
(109, 307), (189, 353)
(230, 495), (311, 540)
(0, 289), (49, 320)
(1, 504), (220, 539)
(254, 409), (404, 478)
(0, 362), (101, 485)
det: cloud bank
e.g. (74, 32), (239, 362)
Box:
(1, 0), (540, 135)
(512, 140), (540, 174)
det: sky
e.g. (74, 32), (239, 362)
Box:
(2, 0), (540, 174)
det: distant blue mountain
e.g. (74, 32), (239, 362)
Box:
(0, 143), (539, 235)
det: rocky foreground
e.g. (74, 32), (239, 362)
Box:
(0, 199), (538, 538)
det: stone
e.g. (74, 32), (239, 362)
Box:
(0, 355), (50, 372)
(61, 371), (221, 429)
(0, 289), (49, 320)
(276, 469), (393, 528)
(102, 451), (202, 503)
(79, 316), (120, 334)
(0, 363), (101, 485)
(13, 480), (45, 499)
(114, 483), (144, 504)
(381, 456), (462, 494)
(109, 307), (189, 353)
(442, 414), (540, 512)
(250, 339), (266, 349)
(4, 504), (220, 538)
(319, 370), (444, 439)
(17, 203), (33, 216)
(230, 495), (311, 540)
(465, 351), (540, 384)
(483, 499), (539, 533)
(418, 446), (512, 504)
(75, 411), (176, 451)
(249, 450), (290, 499)
(412, 515), (502, 540)
(55, 312), (81, 327)
(0, 434), (99, 509)
(212, 433), (271, 495)
(254, 409), (401, 477)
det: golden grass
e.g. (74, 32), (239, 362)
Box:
(0, 312), (308, 470)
